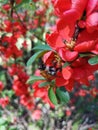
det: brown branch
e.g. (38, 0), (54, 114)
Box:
(14, 8), (46, 43)
(66, 120), (73, 130)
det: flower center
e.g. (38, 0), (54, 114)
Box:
(66, 40), (76, 50)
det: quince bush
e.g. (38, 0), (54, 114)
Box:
(0, 0), (98, 129)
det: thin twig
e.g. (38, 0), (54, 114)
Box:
(78, 124), (95, 130)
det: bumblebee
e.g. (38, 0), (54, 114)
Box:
(38, 58), (62, 79)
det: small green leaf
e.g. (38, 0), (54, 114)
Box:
(62, 62), (70, 68)
(56, 87), (70, 104)
(3, 90), (14, 98)
(27, 76), (45, 84)
(0, 119), (8, 125)
(0, 126), (6, 130)
(39, 81), (49, 87)
(79, 53), (91, 57)
(88, 55), (98, 65)
(27, 51), (47, 66)
(15, 0), (29, 8)
(8, 127), (18, 130)
(33, 44), (52, 51)
(48, 87), (58, 105)
(1, 0), (8, 4)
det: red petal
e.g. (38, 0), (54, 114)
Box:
(65, 78), (74, 91)
(62, 67), (72, 80)
(86, 0), (98, 16)
(74, 41), (95, 52)
(43, 51), (54, 64)
(57, 12), (77, 30)
(64, 50), (78, 61)
(59, 23), (75, 40)
(57, 0), (88, 30)
(86, 12), (98, 33)
(58, 49), (78, 61)
(76, 30), (98, 45)
(56, 77), (68, 86)
(71, 0), (88, 18)
(46, 32), (65, 50)
(53, 0), (71, 15)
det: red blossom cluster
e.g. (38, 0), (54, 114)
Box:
(9, 64), (35, 110)
(0, 81), (9, 108)
(0, 0), (55, 118)
(0, 35), (23, 58)
(0, 10), (34, 109)
(0, 0), (98, 116)
(0, 1), (98, 128)
(0, 96), (9, 108)
(35, 0), (98, 92)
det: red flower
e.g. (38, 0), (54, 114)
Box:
(56, 0), (88, 30)
(13, 78), (29, 96)
(4, 21), (26, 36)
(72, 62), (98, 86)
(86, 12), (98, 33)
(46, 32), (65, 50)
(58, 48), (78, 61)
(77, 0), (98, 32)
(74, 40), (95, 52)
(66, 109), (72, 116)
(78, 89), (87, 97)
(55, 72), (74, 91)
(32, 81), (54, 108)
(74, 30), (98, 53)
(0, 35), (23, 58)
(52, 0), (71, 16)
(90, 88), (98, 98)
(20, 94), (34, 110)
(2, 4), (11, 11)
(86, 0), (98, 16)
(32, 109), (42, 120)
(0, 97), (9, 108)
(62, 66), (72, 80)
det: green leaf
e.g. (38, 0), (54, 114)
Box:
(39, 81), (49, 87)
(3, 90), (14, 98)
(1, 0), (8, 4)
(27, 76), (45, 84)
(62, 62), (70, 68)
(27, 51), (47, 66)
(79, 53), (90, 57)
(88, 55), (98, 65)
(56, 87), (70, 104)
(15, 0), (31, 8)
(33, 44), (52, 51)
(0, 71), (6, 83)
(48, 87), (58, 105)
(0, 126), (6, 130)
(8, 127), (18, 130)
(0, 119), (8, 125)
(39, 80), (55, 87)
